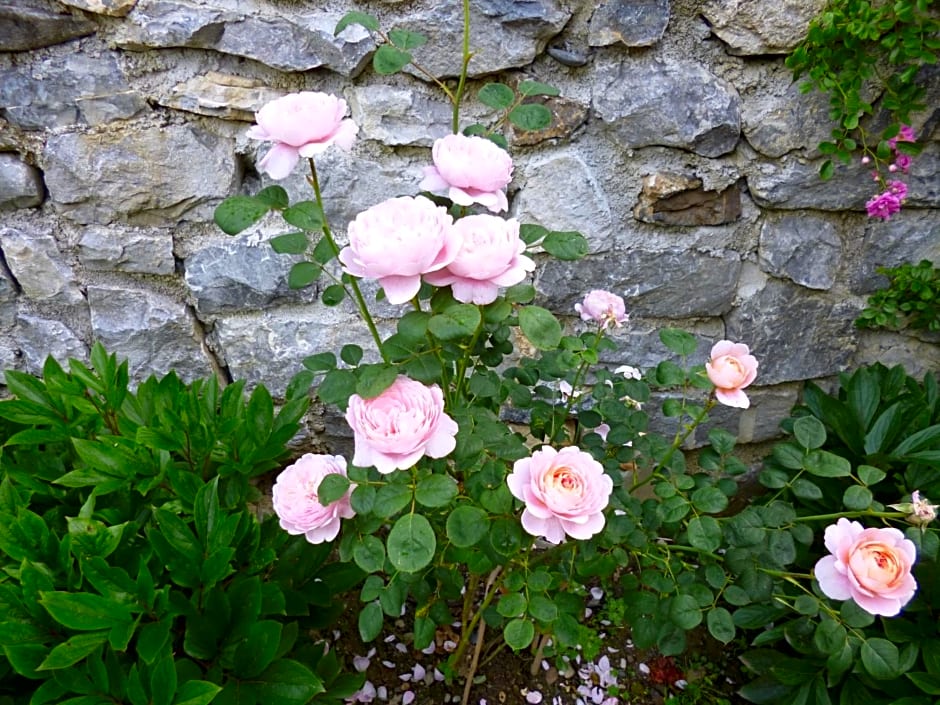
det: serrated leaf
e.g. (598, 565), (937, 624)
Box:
(334, 10), (379, 35)
(373, 45), (412, 74)
(478, 83), (515, 109)
(508, 103), (552, 131)
(518, 306), (562, 350)
(214, 196), (269, 235)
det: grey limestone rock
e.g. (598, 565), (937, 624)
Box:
(702, 0), (826, 55)
(593, 57), (741, 158)
(0, 154), (43, 210)
(633, 173), (743, 226)
(845, 210), (940, 295)
(43, 124), (239, 225)
(537, 248), (742, 318)
(758, 213), (842, 290)
(855, 330), (940, 380)
(161, 72), (283, 122)
(114, 0), (375, 76)
(0, 53), (148, 130)
(58, 0), (138, 17)
(726, 275), (858, 385)
(589, 0), (670, 48)
(396, 0), (572, 78)
(346, 85), (454, 147)
(87, 286), (211, 381)
(184, 240), (316, 316)
(15, 314), (87, 376)
(0, 0), (95, 52)
(0, 227), (84, 305)
(77, 227), (175, 275)
(512, 151), (613, 254)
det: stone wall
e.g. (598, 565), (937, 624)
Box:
(1, 0), (938, 447)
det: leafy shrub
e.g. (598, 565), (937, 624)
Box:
(738, 364), (940, 704)
(0, 345), (363, 705)
(857, 260), (940, 332)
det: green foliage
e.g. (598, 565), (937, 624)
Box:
(857, 259), (940, 332)
(0, 345), (362, 704)
(738, 362), (940, 704)
(786, 0), (937, 176)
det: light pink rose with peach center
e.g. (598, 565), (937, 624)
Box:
(247, 92), (358, 179)
(420, 134), (513, 213)
(345, 376), (459, 474)
(814, 517), (917, 617)
(272, 453), (355, 544)
(423, 215), (534, 304)
(339, 196), (461, 304)
(705, 340), (758, 409)
(506, 446), (613, 544)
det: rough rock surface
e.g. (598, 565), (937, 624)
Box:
(77, 227), (176, 275)
(593, 57), (741, 157)
(634, 173), (742, 226)
(0, 0), (95, 51)
(702, 0), (826, 55)
(0, 155), (44, 210)
(59, 0), (138, 16)
(113, 0), (375, 76)
(511, 97), (589, 147)
(588, 0), (670, 47)
(43, 124), (239, 225)
(0, 227), (84, 305)
(14, 314), (87, 377)
(161, 72), (283, 122)
(758, 213), (842, 290)
(87, 285), (211, 381)
(346, 86), (455, 147)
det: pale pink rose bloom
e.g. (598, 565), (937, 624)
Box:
(814, 517), (917, 617)
(506, 446), (613, 544)
(423, 215), (534, 304)
(705, 340), (758, 409)
(575, 290), (628, 329)
(339, 196), (461, 304)
(345, 376), (459, 474)
(420, 134), (514, 213)
(247, 92), (358, 180)
(272, 453), (355, 544)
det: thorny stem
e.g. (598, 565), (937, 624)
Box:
(460, 607), (488, 705)
(307, 158), (388, 362)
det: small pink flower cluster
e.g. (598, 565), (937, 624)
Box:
(864, 124), (916, 221)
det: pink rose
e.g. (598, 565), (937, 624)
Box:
(423, 215), (534, 304)
(339, 196), (462, 304)
(705, 340), (758, 409)
(419, 134), (513, 213)
(506, 446), (613, 544)
(247, 92), (358, 180)
(575, 290), (628, 329)
(345, 376), (459, 474)
(272, 453), (355, 544)
(866, 190), (902, 220)
(814, 518), (917, 617)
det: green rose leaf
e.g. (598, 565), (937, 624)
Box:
(428, 304), (481, 341)
(254, 185), (289, 209)
(353, 536), (386, 573)
(669, 594), (702, 630)
(387, 513), (436, 573)
(519, 306), (562, 350)
(335, 10), (379, 34)
(373, 482), (412, 518)
(317, 369), (357, 406)
(358, 601), (384, 642)
(503, 617), (535, 651)
(687, 516), (722, 552)
(321, 284), (346, 306)
(706, 607), (735, 644)
(388, 29), (427, 50)
(508, 104), (552, 131)
(793, 416), (827, 450)
(446, 506), (489, 547)
(373, 45), (412, 75)
(269, 232), (308, 255)
(542, 230), (589, 260)
(317, 473), (350, 506)
(303, 351), (336, 372)
(803, 449), (851, 477)
(287, 261), (319, 289)
(857, 464), (887, 486)
(843, 485), (873, 511)
(356, 364), (398, 399)
(478, 83), (515, 109)
(415, 475), (458, 508)
(691, 486), (728, 514)
(497, 593), (527, 618)
(282, 201), (324, 231)
(528, 595), (558, 623)
(519, 223), (548, 245)
(341, 344), (364, 366)
(214, 196), (269, 235)
(312, 236), (336, 264)
(248, 659), (325, 704)
(659, 328), (698, 356)
(518, 80), (560, 97)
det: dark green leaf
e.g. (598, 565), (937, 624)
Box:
(287, 262), (319, 289)
(373, 45), (412, 74)
(36, 631), (108, 670)
(706, 607), (735, 644)
(322, 284), (346, 306)
(40, 592), (133, 631)
(356, 365), (398, 399)
(358, 601), (383, 642)
(387, 514), (435, 573)
(317, 473), (351, 506)
(269, 232), (308, 255)
(508, 104), (552, 131)
(248, 659), (325, 704)
(282, 201), (323, 231)
(445, 506), (489, 547)
(303, 352), (336, 372)
(518, 306), (562, 350)
(861, 638), (900, 680)
(388, 28), (426, 50)
(793, 416), (827, 450)
(503, 618), (535, 650)
(542, 230), (589, 260)
(415, 475), (458, 508)
(214, 196), (269, 235)
(659, 328), (698, 356)
(518, 80), (560, 97)
(255, 185), (289, 209)
(173, 681), (223, 705)
(478, 83), (515, 109)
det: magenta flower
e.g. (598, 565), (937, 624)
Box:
(424, 215), (534, 304)
(339, 196), (461, 304)
(865, 190), (902, 220)
(706, 340), (758, 409)
(575, 290), (628, 329)
(887, 124), (916, 149)
(345, 376), (458, 474)
(506, 446), (613, 544)
(814, 518), (917, 617)
(247, 92), (358, 179)
(419, 134), (513, 213)
(272, 453), (355, 544)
